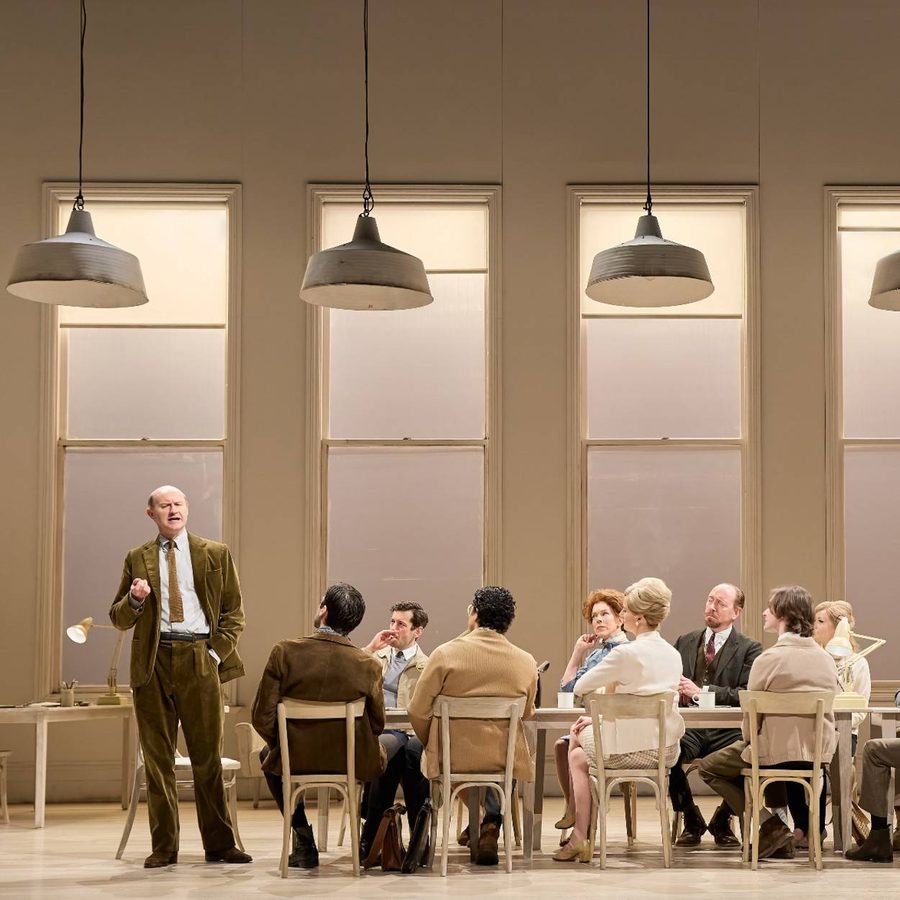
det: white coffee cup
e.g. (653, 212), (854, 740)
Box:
(557, 692), (575, 709)
(693, 690), (715, 709)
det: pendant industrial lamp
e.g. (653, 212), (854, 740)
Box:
(300, 0), (432, 311)
(586, 0), (713, 308)
(869, 249), (900, 310)
(7, 0), (147, 308)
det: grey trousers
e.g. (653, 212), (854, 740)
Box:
(859, 738), (900, 819)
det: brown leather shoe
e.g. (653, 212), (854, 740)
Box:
(458, 824), (470, 847)
(769, 837), (795, 859)
(756, 817), (793, 860)
(474, 821), (500, 866)
(144, 851), (177, 868)
(204, 846), (253, 863)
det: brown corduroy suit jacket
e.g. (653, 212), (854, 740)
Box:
(251, 631), (386, 783)
(109, 532), (246, 687)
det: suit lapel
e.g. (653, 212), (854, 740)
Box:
(142, 540), (161, 604)
(713, 629), (740, 677)
(188, 532), (213, 622)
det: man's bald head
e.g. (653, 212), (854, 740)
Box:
(704, 582), (744, 632)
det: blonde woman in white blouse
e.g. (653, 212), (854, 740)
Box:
(553, 577), (685, 862)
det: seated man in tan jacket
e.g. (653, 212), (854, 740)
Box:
(698, 585), (839, 860)
(408, 585), (537, 866)
(251, 582), (385, 868)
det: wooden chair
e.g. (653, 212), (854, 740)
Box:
(276, 698), (366, 877)
(739, 690), (833, 871)
(117, 720), (243, 859)
(0, 750), (10, 824)
(428, 695), (527, 875)
(234, 722), (267, 808)
(585, 691), (677, 868)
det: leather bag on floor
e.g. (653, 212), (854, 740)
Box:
(401, 798), (434, 874)
(362, 802), (406, 871)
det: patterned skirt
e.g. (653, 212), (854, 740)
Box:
(580, 725), (679, 769)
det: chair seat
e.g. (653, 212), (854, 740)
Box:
(589, 767), (670, 779)
(739, 767), (818, 778)
(173, 756), (240, 770)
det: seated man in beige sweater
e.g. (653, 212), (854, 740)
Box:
(408, 586), (537, 866)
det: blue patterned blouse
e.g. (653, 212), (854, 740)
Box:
(560, 630), (629, 696)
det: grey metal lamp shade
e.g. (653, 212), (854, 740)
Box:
(7, 208), (148, 308)
(586, 212), (714, 308)
(300, 214), (432, 311)
(869, 249), (900, 311)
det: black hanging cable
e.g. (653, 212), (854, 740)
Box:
(74, 0), (86, 211)
(642, 0), (652, 215)
(361, 0), (374, 216)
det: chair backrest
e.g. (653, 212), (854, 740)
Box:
(433, 695), (527, 781)
(585, 691), (675, 779)
(235, 722), (266, 776)
(739, 690), (834, 773)
(276, 698), (366, 787)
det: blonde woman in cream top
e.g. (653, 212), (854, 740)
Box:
(554, 577), (684, 863)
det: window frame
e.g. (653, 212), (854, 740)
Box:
(568, 185), (760, 647)
(36, 182), (242, 699)
(305, 185), (502, 628)
(825, 186), (900, 701)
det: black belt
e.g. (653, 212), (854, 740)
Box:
(159, 631), (210, 642)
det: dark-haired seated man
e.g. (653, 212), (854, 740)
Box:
(408, 586), (537, 866)
(252, 583), (385, 868)
(359, 601), (430, 861)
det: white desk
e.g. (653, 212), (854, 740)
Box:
(0, 703), (134, 828)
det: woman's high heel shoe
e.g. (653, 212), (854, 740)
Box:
(555, 809), (576, 830)
(552, 839), (592, 863)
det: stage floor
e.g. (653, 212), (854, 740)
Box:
(0, 797), (896, 898)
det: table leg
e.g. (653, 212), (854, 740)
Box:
(34, 718), (48, 829)
(830, 714), (852, 853)
(532, 727), (547, 852)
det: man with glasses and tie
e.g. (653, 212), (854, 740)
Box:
(359, 601), (430, 863)
(669, 582), (762, 848)
(110, 485), (250, 869)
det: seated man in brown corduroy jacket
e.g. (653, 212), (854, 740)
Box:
(252, 582), (385, 869)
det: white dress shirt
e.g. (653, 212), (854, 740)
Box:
(704, 625), (733, 657)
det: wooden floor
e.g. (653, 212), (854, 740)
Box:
(0, 797), (897, 898)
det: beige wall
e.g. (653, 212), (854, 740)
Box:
(1, 0), (899, 802)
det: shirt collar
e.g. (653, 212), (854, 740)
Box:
(395, 643), (417, 661)
(704, 625), (733, 649)
(158, 530), (188, 551)
(316, 625), (339, 636)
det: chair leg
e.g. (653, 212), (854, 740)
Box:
(348, 783), (361, 877)
(511, 783), (522, 849)
(280, 788), (294, 878)
(501, 788), (513, 873)
(587, 781), (599, 863)
(456, 795), (465, 841)
(741, 777), (751, 866)
(623, 782), (636, 848)
(227, 781), (245, 852)
(338, 794), (348, 847)
(598, 785), (610, 869)
(441, 790), (453, 876)
(317, 787), (330, 852)
(809, 778), (822, 871)
(116, 767), (142, 859)
(656, 783), (671, 868)
(1, 759), (9, 825)
(751, 783), (760, 871)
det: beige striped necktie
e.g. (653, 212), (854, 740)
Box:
(166, 540), (184, 624)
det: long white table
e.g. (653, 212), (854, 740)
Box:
(0, 703), (134, 827)
(386, 705), (863, 862)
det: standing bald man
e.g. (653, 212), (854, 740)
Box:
(110, 486), (250, 868)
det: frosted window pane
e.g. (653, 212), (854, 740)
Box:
(840, 207), (900, 228)
(61, 448), (223, 686)
(329, 273), (485, 439)
(65, 328), (226, 439)
(586, 318), (741, 439)
(580, 201), (745, 316)
(322, 202), (487, 271)
(327, 447), (483, 650)
(844, 447), (900, 679)
(587, 448), (741, 644)
(842, 230), (900, 438)
(58, 201), (228, 326)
